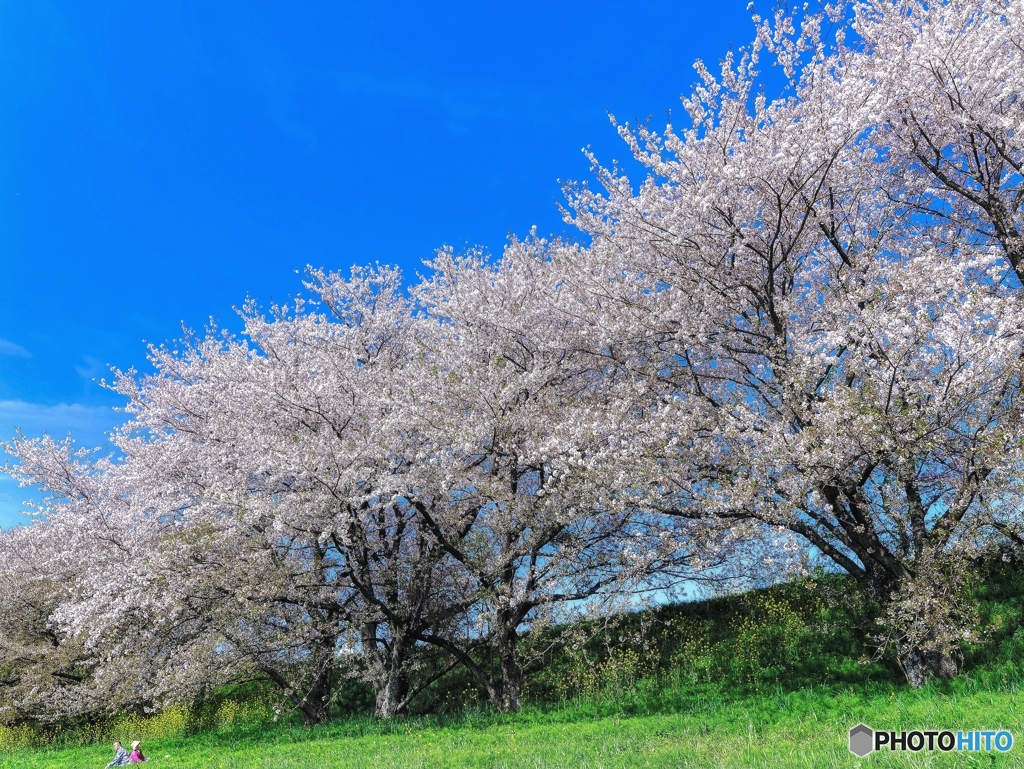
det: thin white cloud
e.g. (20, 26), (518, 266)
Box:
(75, 354), (106, 380)
(0, 400), (122, 447)
(0, 339), (31, 358)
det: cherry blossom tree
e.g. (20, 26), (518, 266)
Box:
(561, 0), (1024, 685)
(403, 242), (723, 712)
(1, 267), (475, 722)
(0, 517), (92, 724)
(0, 433), (256, 724)
(104, 265), (479, 721)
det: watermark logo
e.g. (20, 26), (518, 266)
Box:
(848, 724), (873, 757)
(848, 724), (1013, 756)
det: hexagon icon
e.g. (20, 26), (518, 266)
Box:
(849, 724), (874, 757)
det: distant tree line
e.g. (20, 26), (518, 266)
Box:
(2, 0), (1024, 726)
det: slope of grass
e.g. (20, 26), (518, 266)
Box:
(6, 681), (1024, 768)
(6, 564), (1024, 767)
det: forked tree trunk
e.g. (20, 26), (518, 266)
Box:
(414, 622), (523, 713)
(362, 624), (414, 719)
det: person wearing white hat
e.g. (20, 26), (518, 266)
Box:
(128, 740), (149, 763)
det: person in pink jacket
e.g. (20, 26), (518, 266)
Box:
(128, 740), (149, 763)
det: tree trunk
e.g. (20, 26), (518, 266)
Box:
(362, 624), (414, 719)
(897, 646), (930, 689)
(499, 651), (523, 713)
(292, 664), (333, 725)
(494, 622), (522, 713)
(844, 546), (962, 688)
(898, 646), (958, 688)
(374, 671), (409, 718)
(260, 663), (332, 725)
(931, 650), (958, 681)
(409, 607), (525, 713)
(373, 638), (410, 719)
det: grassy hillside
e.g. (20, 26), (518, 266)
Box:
(8, 683), (1024, 768)
(4, 565), (1024, 767)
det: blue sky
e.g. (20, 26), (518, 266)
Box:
(0, 1), (754, 526)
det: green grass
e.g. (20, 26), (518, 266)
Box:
(6, 682), (1024, 768)
(7, 566), (1024, 767)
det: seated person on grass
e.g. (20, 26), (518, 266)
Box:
(129, 740), (149, 763)
(106, 741), (131, 767)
